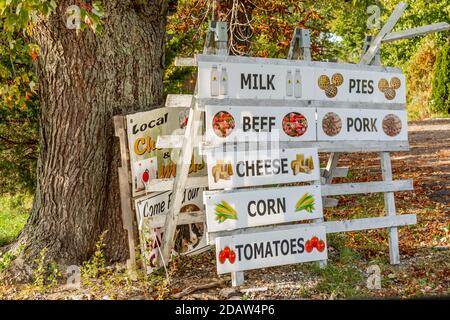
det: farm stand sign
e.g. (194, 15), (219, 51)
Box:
(205, 105), (316, 143)
(126, 107), (205, 196)
(197, 55), (406, 104)
(204, 147), (320, 190)
(318, 108), (408, 141)
(204, 185), (323, 232)
(215, 226), (327, 274)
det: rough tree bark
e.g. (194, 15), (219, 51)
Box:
(5, 0), (168, 281)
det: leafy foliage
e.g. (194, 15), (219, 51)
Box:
(431, 41), (450, 115)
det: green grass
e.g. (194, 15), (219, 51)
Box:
(0, 194), (31, 247)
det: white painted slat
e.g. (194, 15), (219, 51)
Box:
(208, 214), (417, 244)
(165, 94), (193, 108)
(320, 167), (348, 178)
(201, 140), (410, 153)
(321, 180), (413, 196)
(156, 135), (184, 149)
(142, 176), (208, 193)
(382, 22), (450, 43)
(146, 210), (205, 228)
(175, 57), (196, 67)
(360, 2), (408, 65)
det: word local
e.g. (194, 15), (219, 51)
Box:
(241, 73), (275, 90)
(347, 117), (377, 132)
(236, 158), (289, 177)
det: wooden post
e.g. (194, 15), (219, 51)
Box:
(113, 116), (138, 280)
(380, 152), (400, 264)
(287, 28), (311, 61)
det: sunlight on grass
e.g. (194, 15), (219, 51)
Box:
(0, 194), (31, 247)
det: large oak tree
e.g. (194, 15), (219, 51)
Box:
(3, 0), (168, 281)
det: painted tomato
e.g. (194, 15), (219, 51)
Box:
(305, 240), (313, 253)
(310, 236), (319, 248)
(219, 251), (227, 264)
(223, 246), (231, 258)
(142, 170), (150, 183)
(317, 240), (325, 253)
(228, 251), (236, 264)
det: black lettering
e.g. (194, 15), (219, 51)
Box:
(371, 118), (377, 132)
(297, 238), (305, 253)
(349, 79), (356, 93)
(241, 74), (251, 89)
(277, 198), (286, 213)
(368, 80), (374, 94)
(252, 74), (258, 89)
(259, 74), (266, 90)
(254, 242), (264, 258)
(267, 199), (275, 214)
(355, 118), (362, 132)
(290, 238), (297, 254)
(281, 158), (289, 174)
(248, 201), (256, 217)
(132, 124), (139, 135)
(257, 200), (265, 216)
(363, 118), (370, 131)
(273, 240), (280, 256)
(267, 74), (275, 90)
(236, 162), (245, 177)
(236, 244), (244, 261)
(244, 244), (253, 260)
(281, 240), (289, 255)
(347, 118), (354, 131)
(265, 242), (273, 257)
(243, 117), (251, 132)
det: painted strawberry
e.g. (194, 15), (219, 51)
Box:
(305, 240), (313, 253)
(218, 251), (227, 264)
(317, 240), (325, 252)
(228, 251), (236, 264)
(310, 236), (319, 248)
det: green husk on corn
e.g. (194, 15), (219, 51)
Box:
(214, 200), (237, 223)
(295, 193), (315, 213)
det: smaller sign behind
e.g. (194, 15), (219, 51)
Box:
(205, 105), (316, 144)
(135, 187), (204, 229)
(204, 185), (323, 232)
(216, 226), (327, 274)
(317, 108), (408, 141)
(205, 147), (320, 190)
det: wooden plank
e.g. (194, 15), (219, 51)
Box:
(197, 54), (402, 73)
(381, 152), (400, 264)
(141, 176), (208, 193)
(159, 108), (203, 268)
(175, 57), (196, 67)
(145, 210), (205, 229)
(382, 22), (450, 43)
(322, 180), (413, 196)
(360, 2), (408, 65)
(197, 98), (406, 110)
(323, 197), (339, 208)
(320, 167), (348, 178)
(208, 214), (417, 244)
(113, 115), (138, 280)
(165, 94), (193, 108)
(201, 140), (410, 153)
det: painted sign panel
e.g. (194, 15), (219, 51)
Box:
(216, 226), (327, 274)
(135, 187), (205, 230)
(205, 147), (320, 190)
(126, 108), (205, 196)
(204, 185), (323, 232)
(205, 105), (316, 144)
(197, 55), (406, 104)
(135, 187), (206, 274)
(317, 108), (408, 141)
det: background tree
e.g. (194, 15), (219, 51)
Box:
(1, 0), (168, 281)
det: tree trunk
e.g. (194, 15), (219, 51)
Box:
(5, 0), (168, 281)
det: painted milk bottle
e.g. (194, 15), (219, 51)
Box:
(210, 65), (219, 96)
(220, 67), (228, 96)
(286, 70), (293, 97)
(294, 69), (302, 98)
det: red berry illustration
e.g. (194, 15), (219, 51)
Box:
(223, 246), (231, 258)
(228, 251), (236, 264)
(218, 251), (227, 264)
(317, 240), (325, 252)
(311, 236), (319, 248)
(305, 240), (313, 253)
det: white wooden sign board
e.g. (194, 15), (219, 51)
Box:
(204, 185), (323, 232)
(205, 147), (320, 190)
(317, 108), (408, 141)
(205, 105), (316, 143)
(135, 187), (204, 230)
(216, 226), (327, 274)
(197, 55), (406, 104)
(126, 107), (205, 196)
